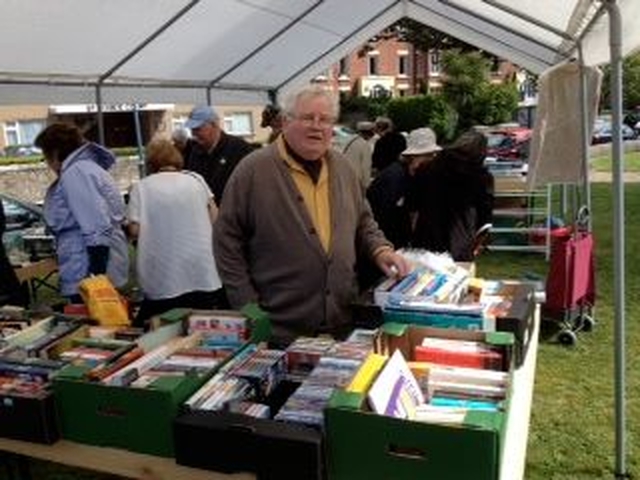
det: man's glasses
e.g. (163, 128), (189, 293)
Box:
(292, 113), (335, 128)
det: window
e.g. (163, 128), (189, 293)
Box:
(398, 54), (409, 76)
(368, 52), (379, 76)
(4, 122), (19, 146)
(429, 51), (441, 75)
(3, 119), (46, 146)
(223, 112), (253, 136)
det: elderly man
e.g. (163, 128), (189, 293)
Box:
(184, 105), (255, 205)
(342, 121), (376, 189)
(214, 85), (410, 345)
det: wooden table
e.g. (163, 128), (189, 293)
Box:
(0, 309), (540, 480)
(13, 258), (58, 302)
(0, 438), (252, 480)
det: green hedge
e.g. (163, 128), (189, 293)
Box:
(386, 95), (457, 143)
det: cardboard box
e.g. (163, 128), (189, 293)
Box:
(53, 322), (193, 456)
(174, 380), (324, 480)
(0, 316), (81, 444)
(53, 306), (270, 457)
(0, 391), (59, 444)
(356, 283), (533, 366)
(325, 324), (513, 480)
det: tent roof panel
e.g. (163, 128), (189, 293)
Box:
(0, 0), (637, 104)
(0, 0), (188, 77)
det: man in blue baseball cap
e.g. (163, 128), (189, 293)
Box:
(183, 105), (255, 205)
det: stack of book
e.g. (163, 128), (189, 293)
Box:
(365, 348), (508, 426)
(187, 311), (250, 349)
(0, 356), (63, 399)
(374, 250), (470, 308)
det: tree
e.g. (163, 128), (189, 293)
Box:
(600, 52), (640, 121)
(394, 18), (479, 53)
(386, 95), (456, 142)
(439, 49), (519, 131)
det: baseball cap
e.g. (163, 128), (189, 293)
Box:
(185, 105), (219, 130)
(402, 127), (442, 155)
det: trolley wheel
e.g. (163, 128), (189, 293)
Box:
(558, 330), (577, 346)
(581, 314), (596, 332)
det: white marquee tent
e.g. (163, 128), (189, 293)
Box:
(0, 0), (638, 105)
(0, 1), (637, 477)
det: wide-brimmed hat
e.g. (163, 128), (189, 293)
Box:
(402, 127), (442, 155)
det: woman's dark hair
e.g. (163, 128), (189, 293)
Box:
(34, 123), (85, 162)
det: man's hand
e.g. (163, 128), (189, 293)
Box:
(373, 248), (411, 279)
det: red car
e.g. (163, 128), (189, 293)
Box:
(485, 127), (532, 161)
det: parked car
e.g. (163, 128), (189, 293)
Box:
(484, 127), (532, 161)
(592, 122), (638, 144)
(1, 193), (54, 262)
(3, 145), (42, 157)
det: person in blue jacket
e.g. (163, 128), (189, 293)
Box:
(35, 123), (129, 302)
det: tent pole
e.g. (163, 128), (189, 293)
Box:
(95, 85), (105, 146)
(604, 1), (628, 478)
(133, 105), (145, 179)
(577, 43), (592, 228)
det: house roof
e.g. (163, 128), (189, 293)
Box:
(0, 0), (638, 105)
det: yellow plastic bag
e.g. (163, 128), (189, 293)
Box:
(78, 275), (130, 327)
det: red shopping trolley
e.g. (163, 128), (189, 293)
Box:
(543, 207), (596, 345)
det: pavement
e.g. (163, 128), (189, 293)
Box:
(590, 170), (640, 182)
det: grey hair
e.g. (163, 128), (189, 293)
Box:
(280, 84), (340, 120)
(171, 128), (190, 143)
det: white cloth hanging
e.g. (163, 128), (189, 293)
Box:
(527, 61), (603, 188)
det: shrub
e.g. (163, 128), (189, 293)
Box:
(386, 95), (457, 142)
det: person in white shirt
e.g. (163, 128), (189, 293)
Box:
(127, 138), (223, 326)
(342, 121), (376, 189)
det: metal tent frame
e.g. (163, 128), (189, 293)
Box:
(0, 0), (632, 476)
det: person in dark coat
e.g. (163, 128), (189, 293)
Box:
(0, 199), (27, 306)
(183, 105), (256, 206)
(367, 127), (442, 250)
(371, 116), (407, 175)
(411, 130), (494, 261)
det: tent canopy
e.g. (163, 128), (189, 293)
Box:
(0, 0), (639, 105)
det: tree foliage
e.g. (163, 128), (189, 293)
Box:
(386, 95), (457, 143)
(393, 18), (478, 53)
(346, 23), (521, 135)
(441, 49), (518, 130)
(600, 52), (640, 113)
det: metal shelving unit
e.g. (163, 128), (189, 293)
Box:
(488, 185), (553, 259)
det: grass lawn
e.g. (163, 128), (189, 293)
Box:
(478, 181), (639, 479)
(591, 150), (640, 171)
(16, 182), (639, 479)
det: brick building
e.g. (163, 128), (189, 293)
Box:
(313, 37), (519, 98)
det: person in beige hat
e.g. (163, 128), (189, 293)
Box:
(367, 127), (441, 250)
(401, 127), (442, 174)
